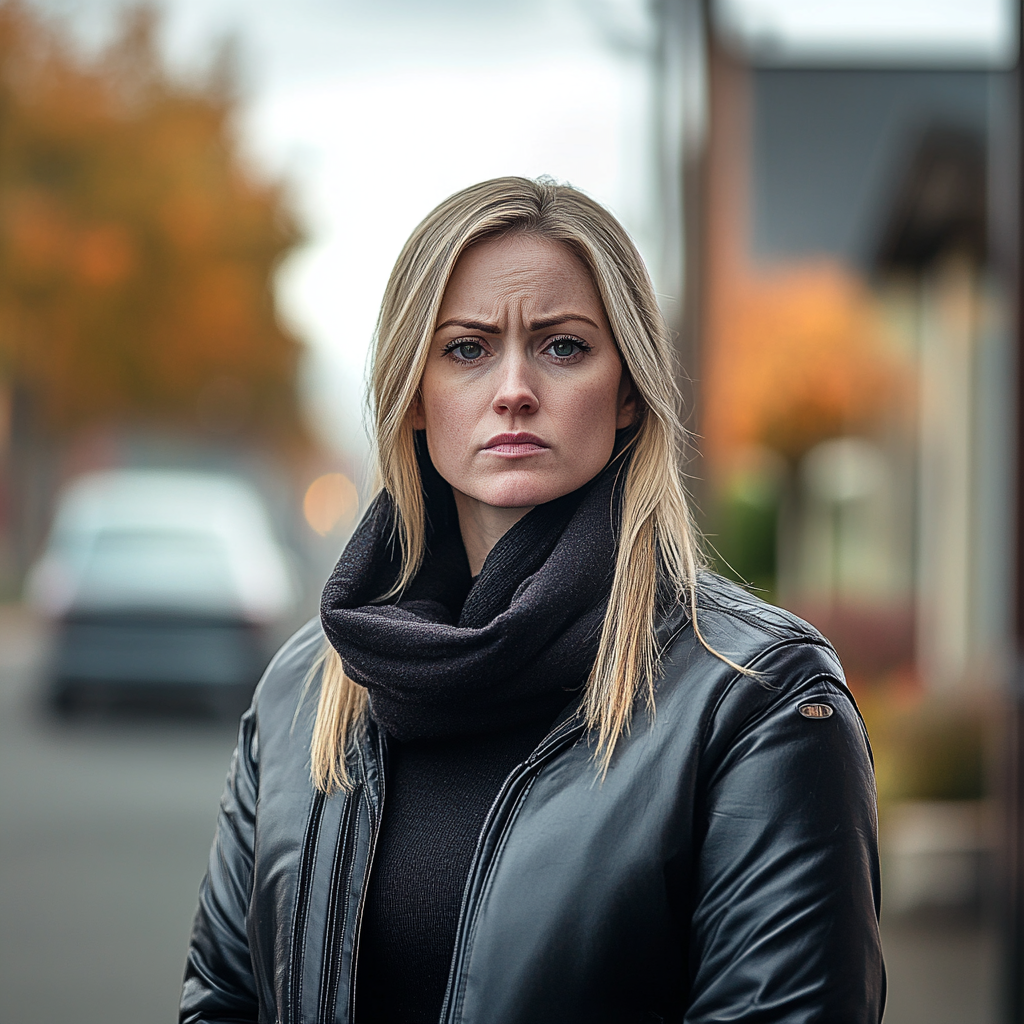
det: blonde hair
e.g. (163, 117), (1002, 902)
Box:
(311, 176), (706, 792)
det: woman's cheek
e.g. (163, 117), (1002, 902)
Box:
(559, 381), (620, 444)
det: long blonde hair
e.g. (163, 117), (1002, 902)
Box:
(310, 176), (705, 792)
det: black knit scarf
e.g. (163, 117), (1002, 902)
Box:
(319, 434), (626, 741)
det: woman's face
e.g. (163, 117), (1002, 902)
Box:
(414, 233), (636, 512)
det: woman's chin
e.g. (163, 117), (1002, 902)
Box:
(476, 473), (590, 510)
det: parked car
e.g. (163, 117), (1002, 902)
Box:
(27, 469), (298, 716)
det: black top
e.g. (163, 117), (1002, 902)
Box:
(355, 717), (556, 1023)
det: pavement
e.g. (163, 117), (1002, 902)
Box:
(0, 607), (239, 1024)
(883, 912), (997, 1024)
(0, 604), (1001, 1023)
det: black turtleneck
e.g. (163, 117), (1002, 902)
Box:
(354, 715), (557, 1023)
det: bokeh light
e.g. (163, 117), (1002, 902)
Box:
(303, 472), (358, 536)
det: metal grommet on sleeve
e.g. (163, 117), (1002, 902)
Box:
(798, 703), (834, 719)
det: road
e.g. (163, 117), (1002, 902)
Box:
(0, 607), (238, 1024)
(0, 605), (1000, 1023)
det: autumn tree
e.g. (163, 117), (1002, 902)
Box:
(0, 1), (306, 443)
(702, 260), (906, 467)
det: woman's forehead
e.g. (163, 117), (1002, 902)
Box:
(438, 235), (604, 321)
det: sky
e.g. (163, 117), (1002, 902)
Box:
(25, 0), (1020, 466)
(718, 0), (1016, 65)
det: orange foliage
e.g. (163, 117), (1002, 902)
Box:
(703, 259), (905, 465)
(0, 2), (306, 443)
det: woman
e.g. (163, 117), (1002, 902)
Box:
(181, 177), (884, 1024)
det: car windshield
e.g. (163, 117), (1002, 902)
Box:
(73, 527), (238, 612)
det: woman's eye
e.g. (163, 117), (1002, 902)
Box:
(546, 337), (586, 359)
(449, 341), (484, 360)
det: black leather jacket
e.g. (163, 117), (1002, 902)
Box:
(181, 574), (884, 1023)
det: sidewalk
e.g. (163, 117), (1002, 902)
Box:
(882, 912), (997, 1024)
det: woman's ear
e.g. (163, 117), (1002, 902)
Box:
(616, 373), (638, 429)
(411, 390), (426, 430)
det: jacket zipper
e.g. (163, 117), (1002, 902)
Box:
(317, 783), (362, 1022)
(345, 725), (388, 1022)
(438, 714), (587, 1024)
(288, 790), (327, 1024)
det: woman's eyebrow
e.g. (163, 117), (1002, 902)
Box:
(433, 313), (600, 333)
(529, 313), (600, 331)
(434, 318), (501, 334)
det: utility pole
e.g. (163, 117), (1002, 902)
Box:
(1003, 3), (1024, 1020)
(650, 0), (710, 505)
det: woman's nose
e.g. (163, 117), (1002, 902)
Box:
(491, 356), (538, 416)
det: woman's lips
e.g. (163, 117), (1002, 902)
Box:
(487, 442), (546, 455)
(483, 433), (549, 456)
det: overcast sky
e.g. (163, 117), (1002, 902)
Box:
(719, 0), (1016, 64)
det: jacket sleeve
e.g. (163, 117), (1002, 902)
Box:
(180, 706), (260, 1024)
(684, 670), (885, 1024)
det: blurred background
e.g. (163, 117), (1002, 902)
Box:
(0, 0), (1019, 1021)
